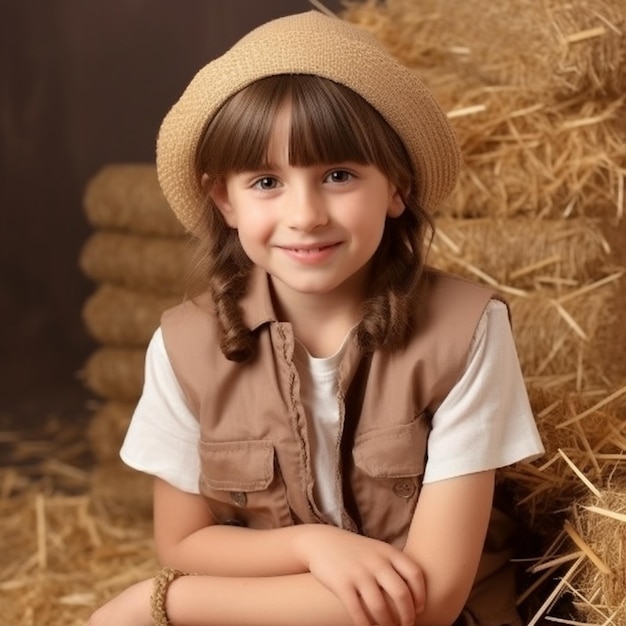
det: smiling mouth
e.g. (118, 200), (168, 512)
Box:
(280, 241), (339, 253)
(278, 243), (340, 262)
(287, 246), (328, 253)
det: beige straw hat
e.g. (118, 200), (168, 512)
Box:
(157, 10), (461, 232)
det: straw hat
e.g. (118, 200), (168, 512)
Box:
(157, 11), (461, 232)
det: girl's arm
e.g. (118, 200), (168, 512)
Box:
(152, 477), (308, 576)
(87, 571), (409, 626)
(164, 470), (495, 626)
(153, 477), (425, 625)
(89, 470), (493, 626)
(401, 469), (496, 624)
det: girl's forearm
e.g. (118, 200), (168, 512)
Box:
(165, 571), (455, 626)
(161, 524), (314, 577)
(166, 572), (353, 626)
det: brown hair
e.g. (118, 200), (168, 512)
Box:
(191, 74), (433, 361)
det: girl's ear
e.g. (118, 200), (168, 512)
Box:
(387, 185), (406, 218)
(203, 174), (237, 228)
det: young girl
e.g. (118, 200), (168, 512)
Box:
(88, 10), (544, 626)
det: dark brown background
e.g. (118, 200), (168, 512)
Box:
(0, 0), (342, 411)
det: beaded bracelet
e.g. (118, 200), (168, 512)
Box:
(150, 567), (186, 626)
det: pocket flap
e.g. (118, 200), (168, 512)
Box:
(353, 416), (429, 478)
(199, 439), (274, 492)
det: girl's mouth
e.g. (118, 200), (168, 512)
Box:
(279, 243), (340, 263)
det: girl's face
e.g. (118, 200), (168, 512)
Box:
(210, 103), (404, 308)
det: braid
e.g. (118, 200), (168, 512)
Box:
(210, 267), (255, 362)
(187, 204), (256, 362)
(355, 206), (432, 352)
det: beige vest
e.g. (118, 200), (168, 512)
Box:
(162, 268), (522, 626)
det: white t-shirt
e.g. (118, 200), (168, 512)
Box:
(293, 336), (348, 527)
(121, 300), (544, 511)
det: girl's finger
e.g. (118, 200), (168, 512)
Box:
(376, 569), (416, 626)
(339, 587), (375, 626)
(392, 556), (426, 613)
(357, 579), (397, 626)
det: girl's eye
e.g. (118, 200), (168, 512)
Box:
(326, 170), (353, 184)
(253, 176), (278, 190)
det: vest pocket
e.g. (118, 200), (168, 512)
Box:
(353, 417), (428, 478)
(198, 439), (293, 529)
(351, 415), (429, 546)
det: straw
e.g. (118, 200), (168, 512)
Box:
(342, 0), (626, 96)
(429, 217), (611, 289)
(507, 277), (621, 385)
(343, 0), (626, 221)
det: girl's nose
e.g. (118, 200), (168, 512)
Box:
(286, 187), (329, 231)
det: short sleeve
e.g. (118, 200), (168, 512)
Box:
(422, 300), (544, 484)
(120, 328), (201, 494)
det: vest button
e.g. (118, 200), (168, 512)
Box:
(230, 491), (247, 507)
(392, 480), (416, 499)
(223, 518), (247, 527)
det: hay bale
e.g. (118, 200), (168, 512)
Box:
(440, 90), (625, 220)
(499, 383), (626, 525)
(430, 217), (611, 288)
(496, 384), (626, 623)
(342, 0), (626, 97)
(596, 223), (626, 383)
(497, 382), (626, 626)
(82, 284), (180, 347)
(507, 273), (623, 384)
(516, 486), (626, 624)
(87, 401), (136, 462)
(80, 347), (146, 402)
(342, 1), (626, 220)
(429, 215), (625, 384)
(79, 231), (189, 295)
(570, 491), (626, 622)
(83, 164), (185, 237)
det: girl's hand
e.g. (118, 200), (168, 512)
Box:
(294, 525), (425, 626)
(87, 578), (153, 626)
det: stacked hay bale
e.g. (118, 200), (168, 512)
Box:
(342, 0), (626, 622)
(344, 0), (625, 388)
(506, 385), (626, 622)
(79, 164), (188, 508)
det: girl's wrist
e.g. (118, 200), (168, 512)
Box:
(151, 567), (187, 626)
(289, 524), (318, 568)
(290, 523), (340, 569)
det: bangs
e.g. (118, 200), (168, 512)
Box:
(288, 76), (380, 166)
(197, 75), (411, 184)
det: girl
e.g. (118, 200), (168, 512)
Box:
(88, 10), (544, 626)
